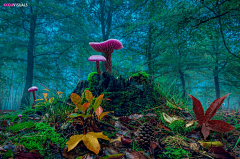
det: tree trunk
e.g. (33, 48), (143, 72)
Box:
(214, 66), (220, 99)
(20, 6), (37, 108)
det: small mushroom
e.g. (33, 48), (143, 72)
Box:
(18, 114), (22, 123)
(28, 86), (38, 109)
(89, 39), (123, 74)
(88, 55), (106, 75)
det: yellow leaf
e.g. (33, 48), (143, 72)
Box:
(83, 132), (110, 154)
(71, 93), (82, 111)
(198, 141), (224, 149)
(89, 132), (110, 141)
(66, 134), (85, 152)
(100, 111), (114, 120)
(66, 132), (110, 155)
(43, 88), (49, 92)
(85, 90), (93, 104)
(35, 99), (44, 101)
(49, 97), (54, 103)
(83, 134), (101, 154)
(43, 93), (48, 102)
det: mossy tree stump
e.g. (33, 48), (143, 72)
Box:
(68, 71), (164, 116)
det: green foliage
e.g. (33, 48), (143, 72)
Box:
(35, 106), (47, 114)
(22, 109), (35, 115)
(6, 121), (35, 132)
(158, 147), (191, 159)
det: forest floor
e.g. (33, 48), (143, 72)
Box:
(0, 104), (240, 159)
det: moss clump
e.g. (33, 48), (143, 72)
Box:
(87, 72), (98, 92)
(12, 122), (67, 155)
(132, 71), (150, 82)
(6, 121), (35, 132)
(159, 113), (196, 134)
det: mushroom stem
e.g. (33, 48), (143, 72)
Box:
(104, 53), (112, 74)
(96, 61), (101, 75)
(32, 91), (36, 109)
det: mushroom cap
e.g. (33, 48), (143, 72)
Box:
(18, 114), (22, 117)
(89, 39), (123, 54)
(88, 55), (106, 62)
(28, 86), (38, 92)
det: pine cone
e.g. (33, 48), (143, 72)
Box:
(137, 122), (156, 149)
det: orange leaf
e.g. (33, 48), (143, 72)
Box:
(82, 103), (90, 113)
(204, 94), (231, 122)
(95, 106), (103, 118)
(49, 97), (54, 103)
(43, 93), (48, 102)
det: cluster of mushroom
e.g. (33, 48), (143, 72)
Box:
(88, 39), (123, 75)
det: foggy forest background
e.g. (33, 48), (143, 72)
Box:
(0, 0), (240, 112)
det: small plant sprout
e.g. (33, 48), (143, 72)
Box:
(18, 114), (22, 123)
(28, 86), (39, 109)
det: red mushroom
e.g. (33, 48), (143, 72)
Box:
(28, 86), (38, 109)
(88, 55), (106, 75)
(89, 39), (123, 74)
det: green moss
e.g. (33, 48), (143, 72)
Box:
(159, 113), (196, 134)
(6, 121), (35, 132)
(132, 71), (150, 81)
(87, 72), (98, 81)
(12, 122), (67, 155)
(87, 72), (98, 92)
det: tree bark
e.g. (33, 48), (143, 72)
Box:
(20, 6), (37, 108)
(213, 66), (220, 99)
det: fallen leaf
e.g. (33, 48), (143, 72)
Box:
(66, 132), (110, 155)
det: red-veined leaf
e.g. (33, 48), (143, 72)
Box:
(207, 120), (235, 133)
(82, 103), (90, 113)
(93, 94), (104, 112)
(202, 123), (210, 140)
(204, 94), (231, 122)
(188, 94), (205, 126)
(85, 90), (93, 104)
